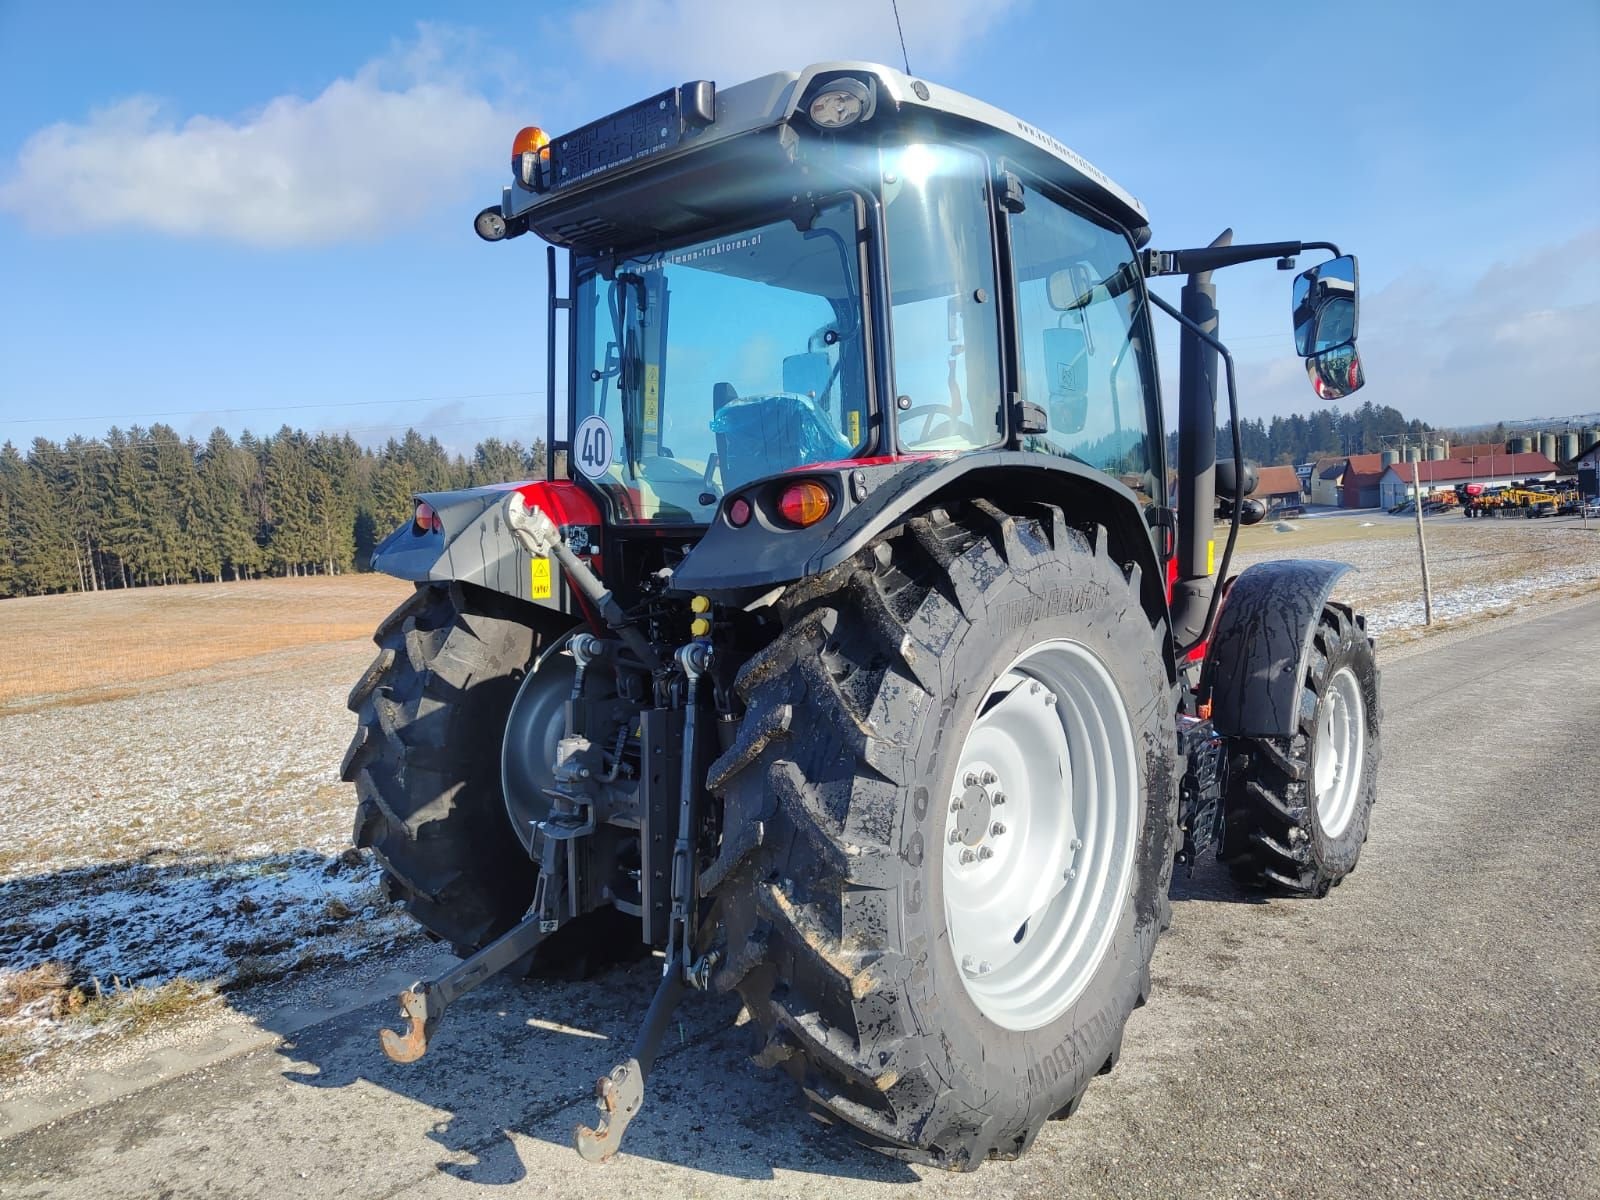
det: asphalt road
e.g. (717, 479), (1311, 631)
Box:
(4, 599), (1598, 1200)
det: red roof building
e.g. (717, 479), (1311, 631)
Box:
(1377, 452), (1558, 507)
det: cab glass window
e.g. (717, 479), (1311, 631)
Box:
(881, 143), (1004, 451)
(1009, 188), (1159, 502)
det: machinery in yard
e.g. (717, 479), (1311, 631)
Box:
(343, 62), (1381, 1169)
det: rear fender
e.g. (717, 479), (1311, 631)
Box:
(675, 452), (1170, 654)
(369, 481), (600, 613)
(1200, 559), (1353, 738)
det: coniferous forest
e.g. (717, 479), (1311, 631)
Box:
(0, 398), (1482, 600)
(0, 424), (547, 599)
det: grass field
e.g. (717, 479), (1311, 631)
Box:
(0, 575), (412, 709)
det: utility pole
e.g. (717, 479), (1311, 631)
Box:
(1413, 460), (1433, 625)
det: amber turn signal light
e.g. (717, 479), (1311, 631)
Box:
(775, 480), (832, 528)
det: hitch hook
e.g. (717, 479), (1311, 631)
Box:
(377, 905), (553, 1063)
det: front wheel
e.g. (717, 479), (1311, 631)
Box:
(706, 500), (1178, 1167)
(1221, 604), (1380, 895)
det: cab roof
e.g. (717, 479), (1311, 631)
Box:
(502, 61), (1149, 253)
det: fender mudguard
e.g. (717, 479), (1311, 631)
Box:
(367, 482), (597, 613)
(674, 451), (1168, 636)
(1201, 559), (1352, 739)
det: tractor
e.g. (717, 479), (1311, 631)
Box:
(343, 61), (1381, 1169)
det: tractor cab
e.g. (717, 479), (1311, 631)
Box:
(480, 64), (1167, 532)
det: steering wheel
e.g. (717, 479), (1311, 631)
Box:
(899, 403), (980, 447)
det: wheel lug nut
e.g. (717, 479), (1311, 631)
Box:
(949, 829), (962, 844)
(1044, 693), (1057, 706)
(964, 772), (980, 787)
(992, 792), (1006, 806)
(961, 954), (977, 974)
(978, 961), (992, 975)
(981, 770), (997, 786)
(1064, 868), (1076, 881)
(960, 848), (976, 864)
(1029, 682), (1040, 695)
(1070, 838), (1082, 851)
(990, 822), (1006, 836)
(978, 846), (994, 860)
(950, 797), (963, 812)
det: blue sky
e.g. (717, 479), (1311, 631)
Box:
(2, 0), (1597, 454)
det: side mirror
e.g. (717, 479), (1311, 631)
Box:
(1292, 255), (1359, 356)
(1306, 343), (1366, 400)
(782, 351), (831, 401)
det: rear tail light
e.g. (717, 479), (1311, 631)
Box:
(776, 480), (833, 528)
(726, 497), (752, 527)
(414, 501), (442, 534)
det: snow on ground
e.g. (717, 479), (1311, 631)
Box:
(1230, 513), (1600, 638)
(0, 641), (416, 1075)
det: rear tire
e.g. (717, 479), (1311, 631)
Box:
(705, 500), (1178, 1168)
(1220, 604), (1380, 895)
(343, 582), (546, 955)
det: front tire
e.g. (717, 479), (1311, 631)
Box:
(706, 500), (1178, 1167)
(1220, 604), (1380, 895)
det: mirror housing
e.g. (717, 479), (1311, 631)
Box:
(1292, 254), (1359, 357)
(1216, 458), (1259, 498)
(1307, 344), (1366, 400)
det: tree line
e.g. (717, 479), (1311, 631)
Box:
(0, 425), (547, 599)
(1205, 400), (1436, 468)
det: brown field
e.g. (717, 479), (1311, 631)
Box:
(0, 575), (413, 709)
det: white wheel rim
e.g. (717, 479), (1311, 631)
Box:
(1312, 666), (1366, 839)
(941, 639), (1140, 1032)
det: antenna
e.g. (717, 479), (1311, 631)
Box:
(890, 0), (912, 75)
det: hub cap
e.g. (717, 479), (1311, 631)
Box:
(942, 639), (1140, 1031)
(1312, 666), (1366, 839)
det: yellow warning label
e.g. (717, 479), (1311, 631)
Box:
(643, 365), (660, 435)
(848, 409), (861, 445)
(1206, 539), (1215, 576)
(530, 556), (552, 600)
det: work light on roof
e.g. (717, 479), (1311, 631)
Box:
(807, 78), (871, 129)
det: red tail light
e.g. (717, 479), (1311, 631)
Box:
(414, 501), (442, 534)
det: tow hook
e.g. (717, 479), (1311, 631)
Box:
(378, 906), (551, 1062)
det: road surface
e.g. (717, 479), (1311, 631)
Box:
(3, 599), (1598, 1200)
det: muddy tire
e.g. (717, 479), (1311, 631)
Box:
(705, 500), (1179, 1168)
(1220, 604), (1379, 896)
(343, 582), (547, 955)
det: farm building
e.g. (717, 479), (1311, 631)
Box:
(1573, 439), (1600, 497)
(1253, 464), (1305, 511)
(1311, 453), (1386, 508)
(1376, 451), (1558, 508)
(1312, 443), (1542, 508)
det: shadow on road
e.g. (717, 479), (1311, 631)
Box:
(1169, 852), (1268, 906)
(267, 959), (918, 1187)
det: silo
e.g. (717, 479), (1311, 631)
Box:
(1540, 432), (1558, 461)
(1435, 438), (1450, 458)
(1427, 443), (1445, 460)
(1558, 432), (1580, 463)
(1405, 446), (1422, 463)
(1585, 427), (1599, 450)
(1380, 449), (1399, 468)
(1507, 436), (1529, 454)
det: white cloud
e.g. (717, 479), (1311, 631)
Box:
(571, 0), (1023, 82)
(0, 26), (508, 246)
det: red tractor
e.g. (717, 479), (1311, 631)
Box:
(344, 62), (1380, 1168)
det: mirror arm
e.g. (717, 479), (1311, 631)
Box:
(1145, 240), (1341, 277)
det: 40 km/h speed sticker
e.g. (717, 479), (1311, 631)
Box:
(573, 415), (615, 480)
